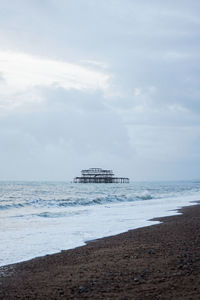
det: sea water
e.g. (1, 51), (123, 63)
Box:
(0, 180), (200, 267)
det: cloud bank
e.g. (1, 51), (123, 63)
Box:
(0, 0), (200, 180)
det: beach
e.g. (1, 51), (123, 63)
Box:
(0, 203), (200, 299)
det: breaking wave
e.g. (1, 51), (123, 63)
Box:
(0, 193), (154, 211)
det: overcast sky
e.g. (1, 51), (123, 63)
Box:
(0, 0), (200, 181)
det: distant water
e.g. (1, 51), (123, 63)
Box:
(0, 181), (200, 267)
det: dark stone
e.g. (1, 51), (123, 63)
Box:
(79, 286), (86, 293)
(134, 277), (139, 282)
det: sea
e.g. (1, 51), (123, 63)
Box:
(0, 180), (200, 267)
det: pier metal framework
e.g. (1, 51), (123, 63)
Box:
(74, 168), (129, 183)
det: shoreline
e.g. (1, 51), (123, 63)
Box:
(0, 200), (197, 270)
(0, 202), (200, 299)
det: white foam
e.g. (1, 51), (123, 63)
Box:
(0, 190), (199, 267)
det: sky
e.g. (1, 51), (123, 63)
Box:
(0, 0), (200, 181)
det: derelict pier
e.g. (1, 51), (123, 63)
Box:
(74, 168), (129, 183)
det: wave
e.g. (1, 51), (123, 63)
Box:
(0, 203), (25, 210)
(136, 194), (153, 200)
(0, 193), (154, 211)
(13, 210), (89, 219)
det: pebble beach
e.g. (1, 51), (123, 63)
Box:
(0, 203), (200, 299)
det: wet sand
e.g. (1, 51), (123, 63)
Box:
(0, 204), (200, 299)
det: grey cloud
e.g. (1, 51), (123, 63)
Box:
(0, 72), (5, 82)
(0, 88), (133, 180)
(0, 0), (200, 180)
